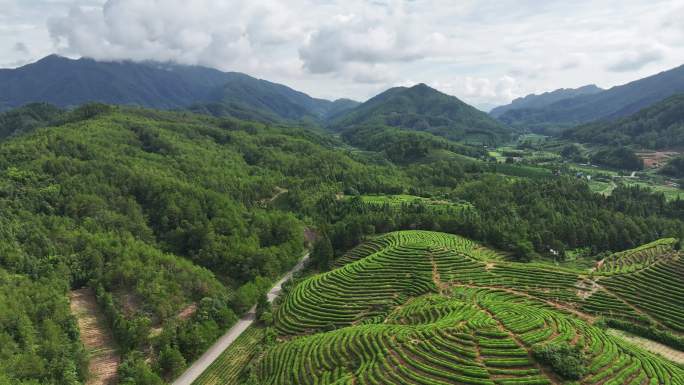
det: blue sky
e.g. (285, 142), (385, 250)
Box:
(1, 0), (683, 110)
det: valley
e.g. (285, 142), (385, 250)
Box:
(1, 16), (684, 384)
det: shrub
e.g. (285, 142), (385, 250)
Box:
(532, 342), (587, 380)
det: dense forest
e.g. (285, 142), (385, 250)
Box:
(1, 103), (683, 384)
(564, 94), (684, 149)
(325, 177), (683, 261)
(0, 104), (406, 384)
(660, 156), (684, 178)
(590, 146), (644, 170)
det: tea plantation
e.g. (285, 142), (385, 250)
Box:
(249, 231), (684, 385)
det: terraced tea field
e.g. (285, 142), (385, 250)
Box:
(192, 326), (264, 385)
(252, 231), (684, 385)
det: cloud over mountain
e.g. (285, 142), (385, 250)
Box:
(0, 0), (680, 108)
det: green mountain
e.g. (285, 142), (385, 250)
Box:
(490, 84), (602, 117)
(564, 93), (684, 149)
(496, 64), (684, 133)
(0, 55), (358, 123)
(330, 83), (513, 144)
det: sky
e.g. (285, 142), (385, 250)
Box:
(0, 0), (683, 110)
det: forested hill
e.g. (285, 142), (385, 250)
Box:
(496, 64), (684, 133)
(490, 84), (603, 118)
(564, 93), (684, 149)
(329, 83), (513, 144)
(0, 55), (357, 122)
(0, 105), (409, 384)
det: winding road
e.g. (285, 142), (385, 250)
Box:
(172, 252), (310, 385)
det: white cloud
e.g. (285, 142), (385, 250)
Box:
(0, 0), (682, 107)
(608, 46), (666, 72)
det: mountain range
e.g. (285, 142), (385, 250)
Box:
(489, 84), (603, 118)
(564, 93), (684, 149)
(0, 55), (358, 123)
(0, 55), (513, 145)
(493, 64), (684, 133)
(4, 55), (684, 148)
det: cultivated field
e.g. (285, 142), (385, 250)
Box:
(192, 326), (265, 385)
(246, 231), (684, 384)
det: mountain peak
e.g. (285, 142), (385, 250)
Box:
(330, 82), (513, 144)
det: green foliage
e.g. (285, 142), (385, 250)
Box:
(565, 94), (684, 149)
(341, 124), (485, 163)
(256, 231), (684, 385)
(560, 144), (587, 163)
(0, 105), (411, 381)
(327, 176), (684, 258)
(605, 318), (684, 351)
(1, 100), (684, 384)
(118, 353), (164, 385)
(0, 269), (86, 385)
(513, 240), (536, 262)
(156, 345), (187, 380)
(660, 155), (684, 178)
(591, 147), (643, 170)
(532, 342), (587, 380)
(256, 293), (271, 319)
(312, 235), (334, 270)
(0, 103), (63, 140)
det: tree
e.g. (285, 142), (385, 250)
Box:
(118, 353), (164, 385)
(256, 292), (270, 319)
(312, 235), (334, 270)
(513, 240), (535, 262)
(157, 345), (186, 379)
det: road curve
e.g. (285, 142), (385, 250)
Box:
(172, 252), (310, 385)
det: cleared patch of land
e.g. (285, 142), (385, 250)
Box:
(69, 288), (120, 385)
(636, 150), (679, 169)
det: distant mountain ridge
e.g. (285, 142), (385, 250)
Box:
(494, 64), (684, 133)
(330, 83), (513, 144)
(563, 93), (684, 149)
(490, 84), (603, 118)
(0, 55), (358, 122)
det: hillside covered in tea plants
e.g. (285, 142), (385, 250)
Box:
(245, 231), (684, 385)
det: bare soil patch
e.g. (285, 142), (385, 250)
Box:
(636, 150), (679, 169)
(69, 288), (120, 385)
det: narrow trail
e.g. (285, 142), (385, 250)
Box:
(172, 252), (309, 385)
(69, 288), (120, 385)
(430, 255), (448, 295)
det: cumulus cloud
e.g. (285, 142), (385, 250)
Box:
(298, 5), (428, 74)
(47, 0), (302, 72)
(0, 0), (682, 105)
